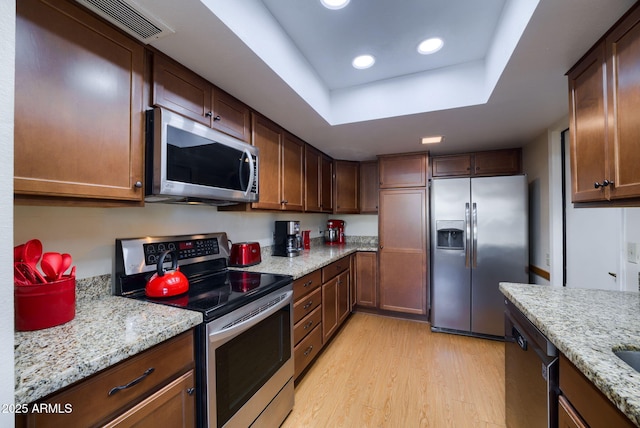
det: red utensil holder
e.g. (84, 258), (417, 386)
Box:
(15, 276), (76, 331)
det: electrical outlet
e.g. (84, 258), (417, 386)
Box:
(545, 253), (550, 267)
(627, 242), (638, 264)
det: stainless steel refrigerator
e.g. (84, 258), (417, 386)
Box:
(430, 175), (528, 338)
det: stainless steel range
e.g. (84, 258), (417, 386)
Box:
(114, 232), (294, 428)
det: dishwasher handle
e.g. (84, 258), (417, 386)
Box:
(512, 326), (528, 351)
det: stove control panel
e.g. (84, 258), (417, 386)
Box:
(116, 232), (230, 276)
(143, 238), (220, 265)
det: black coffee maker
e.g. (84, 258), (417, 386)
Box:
(273, 220), (302, 257)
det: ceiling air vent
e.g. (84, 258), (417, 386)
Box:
(75, 0), (174, 44)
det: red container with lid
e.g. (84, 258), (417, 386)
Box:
(14, 276), (76, 331)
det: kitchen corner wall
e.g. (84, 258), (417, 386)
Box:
(14, 205), (379, 280)
(1, 1), (15, 424)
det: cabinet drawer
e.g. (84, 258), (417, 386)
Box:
(294, 306), (322, 345)
(321, 257), (349, 283)
(294, 324), (323, 380)
(26, 331), (194, 427)
(294, 287), (321, 324)
(293, 270), (322, 300)
(559, 354), (633, 428)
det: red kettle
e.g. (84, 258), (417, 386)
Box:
(145, 250), (189, 297)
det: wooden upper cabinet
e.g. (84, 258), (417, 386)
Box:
(321, 154), (334, 212)
(431, 154), (472, 177)
(249, 114), (303, 211)
(568, 43), (608, 202)
(359, 161), (379, 213)
(334, 160), (359, 214)
(152, 53), (250, 142)
(251, 113), (283, 210)
(14, 0), (145, 204)
(304, 144), (322, 212)
(379, 153), (428, 188)
(568, 2), (640, 203)
(474, 149), (522, 176)
(606, 5), (640, 200)
(281, 132), (305, 211)
(431, 149), (521, 178)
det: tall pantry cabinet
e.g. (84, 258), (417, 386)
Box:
(377, 153), (429, 316)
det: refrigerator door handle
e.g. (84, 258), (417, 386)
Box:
(465, 202), (471, 268)
(472, 202), (478, 268)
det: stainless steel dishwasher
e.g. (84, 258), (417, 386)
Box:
(505, 299), (559, 428)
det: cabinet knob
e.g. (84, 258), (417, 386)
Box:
(205, 111), (213, 117)
(281, 200), (288, 204)
(134, 181), (142, 189)
(187, 387), (195, 396)
(594, 179), (614, 189)
(213, 115), (221, 121)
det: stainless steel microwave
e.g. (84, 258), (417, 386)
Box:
(145, 107), (258, 205)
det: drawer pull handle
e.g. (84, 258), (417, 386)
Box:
(108, 368), (155, 396)
(304, 345), (314, 356)
(304, 280), (313, 287)
(304, 320), (314, 330)
(303, 300), (313, 310)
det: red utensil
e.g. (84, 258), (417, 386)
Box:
(14, 262), (45, 285)
(41, 252), (63, 282)
(60, 253), (72, 278)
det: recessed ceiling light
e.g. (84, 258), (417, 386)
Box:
(321, 0), (350, 10)
(417, 37), (444, 55)
(421, 136), (444, 144)
(352, 54), (375, 69)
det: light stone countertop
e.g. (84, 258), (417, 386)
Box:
(233, 240), (378, 278)
(499, 282), (640, 426)
(14, 275), (202, 405)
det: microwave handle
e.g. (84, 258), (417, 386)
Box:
(240, 149), (255, 194)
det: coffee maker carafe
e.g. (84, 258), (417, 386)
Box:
(273, 220), (302, 257)
(325, 219), (345, 245)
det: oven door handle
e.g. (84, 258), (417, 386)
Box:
(209, 290), (293, 344)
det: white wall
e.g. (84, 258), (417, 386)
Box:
(1, 1), (15, 426)
(523, 130), (550, 285)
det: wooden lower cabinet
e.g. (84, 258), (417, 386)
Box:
(104, 370), (195, 428)
(558, 395), (587, 428)
(559, 354), (633, 427)
(292, 271), (323, 380)
(355, 252), (378, 308)
(19, 331), (195, 427)
(294, 324), (323, 380)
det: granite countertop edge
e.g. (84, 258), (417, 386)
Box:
(499, 282), (640, 426)
(15, 243), (376, 405)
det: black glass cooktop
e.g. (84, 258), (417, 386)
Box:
(127, 270), (292, 322)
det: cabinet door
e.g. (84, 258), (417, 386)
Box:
(606, 6), (640, 200)
(281, 133), (305, 211)
(304, 145), (322, 212)
(15, 0), (144, 203)
(211, 88), (251, 142)
(337, 271), (350, 324)
(379, 153), (427, 188)
(359, 161), (379, 213)
(431, 155), (472, 177)
(321, 154), (334, 212)
(334, 160), (359, 213)
(356, 252), (378, 308)
(322, 277), (338, 343)
(378, 188), (428, 315)
(558, 395), (588, 428)
(473, 149), (522, 176)
(251, 114), (283, 210)
(152, 53), (212, 127)
(103, 371), (195, 428)
(568, 42), (609, 202)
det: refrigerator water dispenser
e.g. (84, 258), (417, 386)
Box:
(436, 220), (464, 249)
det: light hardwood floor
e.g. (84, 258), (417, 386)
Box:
(282, 312), (506, 428)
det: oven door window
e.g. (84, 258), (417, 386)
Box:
(215, 306), (291, 428)
(167, 125), (251, 192)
